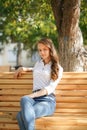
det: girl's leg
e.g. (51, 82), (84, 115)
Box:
(19, 95), (56, 130)
(20, 96), (36, 130)
(16, 111), (26, 130)
(34, 98), (56, 119)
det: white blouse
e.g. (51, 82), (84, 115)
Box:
(32, 60), (63, 95)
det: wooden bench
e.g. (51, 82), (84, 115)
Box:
(0, 71), (87, 130)
(0, 66), (11, 72)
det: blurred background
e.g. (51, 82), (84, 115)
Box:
(0, 0), (87, 71)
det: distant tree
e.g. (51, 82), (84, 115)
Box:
(0, 0), (57, 65)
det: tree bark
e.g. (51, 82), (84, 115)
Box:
(51, 0), (87, 71)
(16, 42), (22, 66)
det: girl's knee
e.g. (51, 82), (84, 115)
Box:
(20, 96), (29, 106)
(20, 96), (34, 107)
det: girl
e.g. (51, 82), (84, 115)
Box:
(14, 38), (63, 130)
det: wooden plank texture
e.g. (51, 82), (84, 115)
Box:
(0, 66), (11, 72)
(0, 71), (87, 130)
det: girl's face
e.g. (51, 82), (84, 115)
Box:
(37, 43), (51, 62)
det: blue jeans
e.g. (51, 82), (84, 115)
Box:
(16, 94), (56, 130)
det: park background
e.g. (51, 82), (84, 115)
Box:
(0, 0), (87, 71)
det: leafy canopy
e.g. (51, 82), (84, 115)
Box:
(0, 0), (87, 52)
(0, 0), (57, 50)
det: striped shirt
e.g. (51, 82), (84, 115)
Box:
(32, 60), (63, 95)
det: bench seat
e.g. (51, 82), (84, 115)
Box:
(0, 71), (87, 130)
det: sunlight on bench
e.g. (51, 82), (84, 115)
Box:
(0, 71), (87, 130)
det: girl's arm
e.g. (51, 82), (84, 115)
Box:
(45, 65), (63, 95)
(14, 67), (33, 78)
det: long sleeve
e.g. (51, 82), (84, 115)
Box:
(45, 65), (63, 95)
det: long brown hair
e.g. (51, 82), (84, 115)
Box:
(37, 38), (59, 81)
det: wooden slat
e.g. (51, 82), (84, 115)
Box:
(0, 111), (17, 117)
(56, 85), (87, 90)
(0, 71), (87, 79)
(36, 117), (87, 125)
(0, 102), (87, 109)
(0, 84), (33, 88)
(57, 97), (87, 103)
(0, 125), (87, 130)
(0, 96), (21, 101)
(0, 107), (87, 114)
(0, 107), (20, 112)
(0, 102), (19, 107)
(56, 103), (87, 108)
(36, 126), (87, 130)
(0, 74), (33, 79)
(1, 89), (87, 96)
(55, 109), (87, 113)
(2, 79), (71, 85)
(0, 89), (31, 95)
(0, 66), (11, 72)
(0, 84), (87, 89)
(59, 79), (87, 84)
(0, 96), (87, 102)
(1, 115), (87, 121)
(0, 72), (87, 130)
(0, 124), (18, 129)
(56, 90), (87, 96)
(0, 71), (32, 78)
(0, 116), (87, 125)
(0, 79), (33, 84)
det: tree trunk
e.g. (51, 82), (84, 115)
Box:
(51, 0), (87, 71)
(16, 42), (22, 66)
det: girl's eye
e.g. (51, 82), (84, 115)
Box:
(44, 49), (47, 51)
(38, 48), (49, 52)
(38, 49), (41, 52)
(38, 49), (47, 52)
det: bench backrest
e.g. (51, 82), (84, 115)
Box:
(0, 71), (87, 130)
(0, 65), (11, 72)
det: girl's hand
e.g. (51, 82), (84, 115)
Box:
(14, 67), (23, 78)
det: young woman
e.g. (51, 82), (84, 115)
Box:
(14, 38), (63, 130)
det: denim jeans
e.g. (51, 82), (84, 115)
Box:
(16, 94), (56, 130)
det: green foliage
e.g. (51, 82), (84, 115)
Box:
(0, 0), (86, 51)
(0, 0), (57, 51)
(80, 0), (87, 45)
